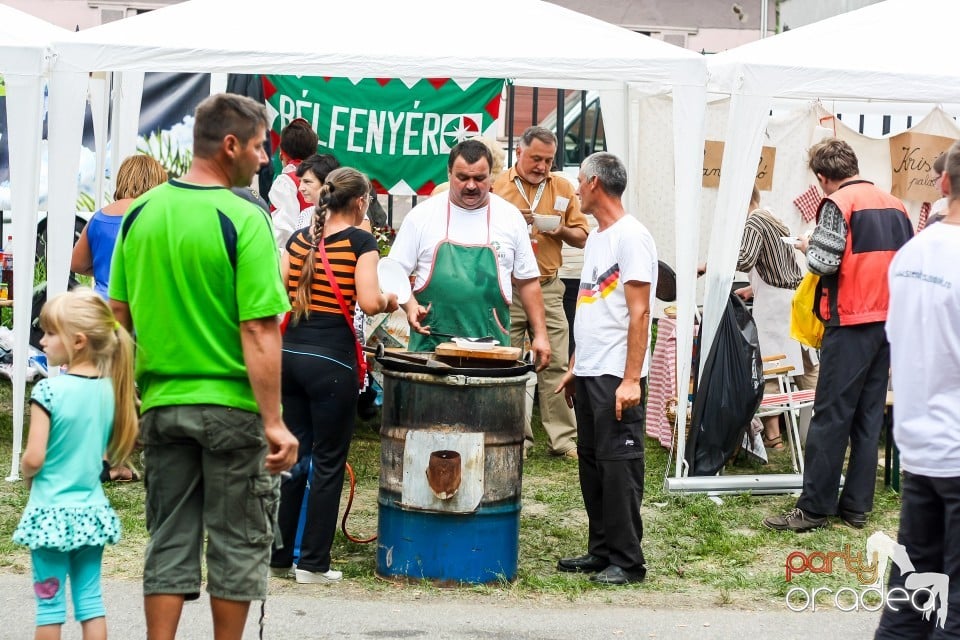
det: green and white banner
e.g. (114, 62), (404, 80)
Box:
(263, 76), (504, 195)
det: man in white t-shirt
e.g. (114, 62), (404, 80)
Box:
(388, 139), (550, 370)
(875, 139), (960, 639)
(555, 152), (657, 586)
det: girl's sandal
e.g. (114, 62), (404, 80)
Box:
(763, 435), (785, 451)
(108, 465), (140, 482)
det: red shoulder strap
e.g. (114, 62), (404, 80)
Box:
(318, 237), (366, 385)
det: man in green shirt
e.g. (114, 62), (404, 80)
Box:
(110, 93), (297, 640)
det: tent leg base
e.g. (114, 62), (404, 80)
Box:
(664, 473), (811, 495)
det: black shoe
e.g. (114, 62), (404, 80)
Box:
(590, 565), (646, 585)
(762, 507), (828, 532)
(557, 554), (607, 573)
(838, 509), (867, 529)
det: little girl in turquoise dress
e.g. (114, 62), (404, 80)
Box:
(13, 288), (138, 640)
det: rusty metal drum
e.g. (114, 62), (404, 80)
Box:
(376, 366), (528, 585)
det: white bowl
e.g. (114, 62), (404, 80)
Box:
(377, 257), (411, 304)
(532, 214), (561, 232)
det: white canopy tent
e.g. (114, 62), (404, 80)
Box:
(671, 0), (960, 491)
(38, 0), (707, 475)
(0, 6), (73, 481)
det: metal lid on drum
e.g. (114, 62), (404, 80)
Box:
(375, 353), (533, 378)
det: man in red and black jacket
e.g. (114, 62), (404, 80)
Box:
(764, 138), (913, 533)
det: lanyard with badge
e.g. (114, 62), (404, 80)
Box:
(515, 177), (547, 253)
(514, 177), (547, 212)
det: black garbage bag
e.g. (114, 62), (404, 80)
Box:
(684, 293), (764, 476)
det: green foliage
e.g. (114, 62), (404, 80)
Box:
(372, 225), (396, 257)
(76, 191), (97, 213)
(138, 129), (192, 178)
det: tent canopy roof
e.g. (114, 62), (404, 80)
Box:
(0, 4), (71, 75)
(52, 0), (705, 85)
(708, 0), (960, 103)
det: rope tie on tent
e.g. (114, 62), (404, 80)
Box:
(819, 114), (837, 136)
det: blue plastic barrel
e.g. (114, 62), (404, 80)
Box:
(376, 368), (527, 585)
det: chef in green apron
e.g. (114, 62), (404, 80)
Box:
(387, 139), (550, 371)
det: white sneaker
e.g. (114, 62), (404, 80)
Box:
(270, 565), (295, 579)
(295, 568), (342, 584)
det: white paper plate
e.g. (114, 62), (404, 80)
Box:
(452, 337), (500, 350)
(377, 257), (411, 304)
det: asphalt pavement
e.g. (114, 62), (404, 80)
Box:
(0, 572), (882, 639)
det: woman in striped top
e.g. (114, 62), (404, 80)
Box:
(271, 167), (398, 584)
(735, 186), (817, 450)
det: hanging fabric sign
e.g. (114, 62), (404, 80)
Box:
(263, 76), (504, 195)
(702, 141), (777, 190)
(888, 131), (954, 202)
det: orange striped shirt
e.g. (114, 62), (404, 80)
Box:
(285, 227), (378, 319)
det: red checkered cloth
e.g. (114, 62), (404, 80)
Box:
(646, 317), (677, 449)
(793, 185), (824, 223)
(917, 202), (931, 231)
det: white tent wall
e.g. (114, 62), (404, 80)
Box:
(42, 0), (709, 479)
(668, 83), (707, 476)
(698, 92), (772, 380)
(0, 5), (73, 481)
(89, 73), (111, 210)
(46, 71), (88, 308)
(3, 74), (45, 481)
(812, 105), (960, 227)
(47, 0), (710, 273)
(683, 0), (960, 492)
(641, 95), (958, 483)
(109, 71), (145, 196)
(634, 96), (823, 477)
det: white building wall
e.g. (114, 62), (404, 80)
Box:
(780, 0), (882, 31)
(3, 0), (99, 30)
(6, 0), (181, 30)
(689, 28), (773, 54)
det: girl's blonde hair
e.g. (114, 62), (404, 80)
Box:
(114, 154), (167, 200)
(39, 288), (138, 464)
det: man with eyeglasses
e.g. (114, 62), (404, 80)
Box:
(493, 126), (590, 460)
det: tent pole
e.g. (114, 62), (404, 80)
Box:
(3, 74), (44, 482)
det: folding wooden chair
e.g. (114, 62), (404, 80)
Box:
(755, 354), (816, 473)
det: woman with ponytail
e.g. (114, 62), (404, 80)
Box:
(271, 167), (398, 584)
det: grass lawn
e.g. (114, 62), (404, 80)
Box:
(0, 381), (901, 610)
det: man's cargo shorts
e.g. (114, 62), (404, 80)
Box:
(140, 404), (280, 601)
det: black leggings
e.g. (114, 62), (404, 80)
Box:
(271, 341), (357, 573)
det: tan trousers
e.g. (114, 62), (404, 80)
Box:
(510, 276), (577, 455)
(795, 347), (820, 445)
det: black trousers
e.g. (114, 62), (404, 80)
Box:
(561, 278), (579, 359)
(875, 472), (960, 639)
(271, 342), (357, 573)
(797, 322), (889, 516)
(574, 375), (646, 572)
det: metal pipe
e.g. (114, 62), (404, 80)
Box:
(665, 473), (803, 495)
(664, 473), (845, 495)
(506, 84), (515, 167)
(760, 0), (768, 38)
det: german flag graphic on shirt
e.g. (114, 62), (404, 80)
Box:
(577, 263), (619, 307)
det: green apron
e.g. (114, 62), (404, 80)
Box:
(408, 201), (511, 353)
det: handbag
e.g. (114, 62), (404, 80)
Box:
(317, 237), (368, 387)
(790, 272), (824, 349)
